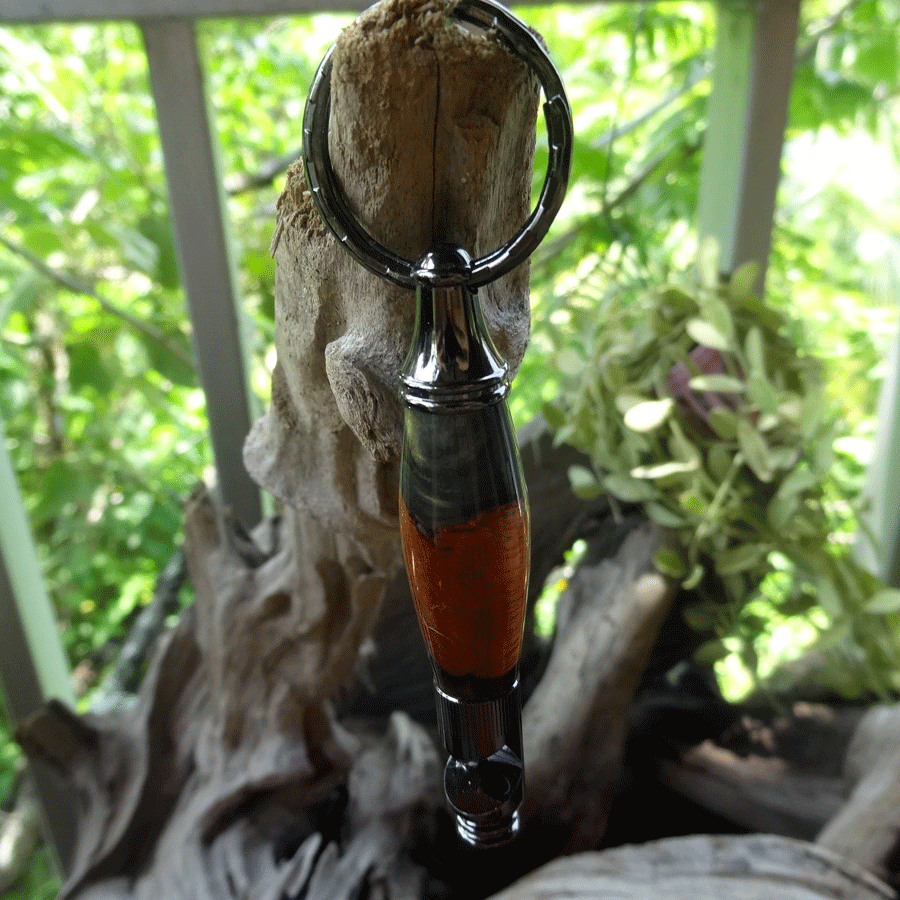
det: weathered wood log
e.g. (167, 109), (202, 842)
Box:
(658, 740), (846, 840)
(818, 703), (900, 883)
(488, 834), (895, 900)
(523, 524), (673, 853)
(17, 610), (202, 900)
(0, 775), (41, 895)
(650, 704), (864, 842)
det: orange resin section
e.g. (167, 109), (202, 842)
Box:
(399, 497), (529, 679)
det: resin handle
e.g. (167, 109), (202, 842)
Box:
(398, 245), (530, 847)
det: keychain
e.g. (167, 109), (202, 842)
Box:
(303, 0), (572, 847)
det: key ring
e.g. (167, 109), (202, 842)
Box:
(302, 0), (572, 290)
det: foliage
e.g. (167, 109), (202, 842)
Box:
(0, 14), (350, 677)
(0, 23), (209, 675)
(510, 0), (900, 697)
(542, 260), (900, 698)
(2, 847), (60, 900)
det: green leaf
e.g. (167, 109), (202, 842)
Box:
(682, 563), (705, 590)
(31, 459), (87, 524)
(813, 439), (834, 476)
(708, 443), (734, 481)
(745, 326), (766, 377)
(689, 375), (746, 394)
(22, 225), (64, 256)
(686, 318), (730, 352)
(557, 348), (584, 376)
(747, 374), (779, 415)
(141, 331), (195, 386)
(654, 548), (687, 579)
(602, 473), (656, 503)
(679, 489), (705, 517)
(615, 394), (649, 415)
(683, 600), (713, 631)
(0, 270), (41, 327)
(568, 464), (602, 499)
(67, 341), (115, 394)
(601, 359), (627, 392)
(542, 402), (567, 432)
(693, 638), (730, 666)
(632, 459), (698, 479)
(855, 33), (899, 89)
(737, 420), (772, 482)
(800, 391), (826, 437)
(770, 447), (799, 472)
(138, 212), (180, 290)
(105, 222), (159, 275)
(552, 424), (575, 447)
(645, 502), (685, 528)
(816, 578), (843, 618)
(767, 493), (799, 530)
(623, 398), (674, 432)
(728, 261), (759, 300)
(708, 407), (738, 441)
(669, 419), (701, 464)
(659, 286), (696, 315)
(716, 543), (768, 576)
(700, 297), (735, 342)
(865, 590), (900, 615)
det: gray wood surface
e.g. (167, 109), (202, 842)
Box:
(491, 834), (895, 900)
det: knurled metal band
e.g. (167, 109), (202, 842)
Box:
(435, 681), (522, 761)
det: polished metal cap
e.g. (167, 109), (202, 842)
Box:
(399, 246), (510, 412)
(444, 747), (524, 849)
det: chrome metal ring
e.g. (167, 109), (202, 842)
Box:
(302, 0), (572, 290)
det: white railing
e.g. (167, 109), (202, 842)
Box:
(0, 0), (804, 872)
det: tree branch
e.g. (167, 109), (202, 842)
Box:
(0, 232), (195, 372)
(597, 61), (711, 148)
(604, 140), (700, 213)
(224, 149), (304, 196)
(796, 0), (863, 67)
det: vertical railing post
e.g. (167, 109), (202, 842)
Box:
(0, 419), (77, 872)
(697, 0), (756, 270)
(857, 321), (900, 587)
(698, 0), (801, 295)
(141, 18), (263, 527)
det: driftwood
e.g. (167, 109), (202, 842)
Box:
(818, 703), (900, 882)
(0, 775), (41, 895)
(655, 704), (863, 840)
(12, 2), (899, 899)
(523, 526), (672, 853)
(491, 834), (895, 900)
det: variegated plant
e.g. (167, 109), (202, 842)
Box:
(544, 262), (900, 697)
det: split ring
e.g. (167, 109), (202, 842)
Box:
(302, 0), (572, 289)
